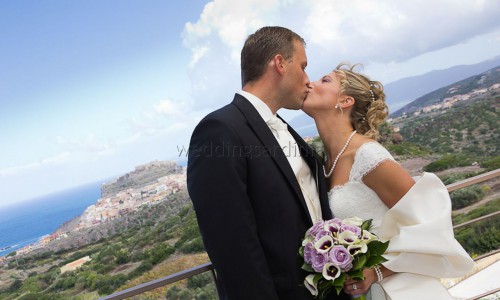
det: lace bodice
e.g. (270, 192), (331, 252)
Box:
(328, 144), (473, 300)
(328, 142), (396, 234)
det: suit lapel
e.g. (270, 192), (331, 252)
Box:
(232, 95), (313, 224)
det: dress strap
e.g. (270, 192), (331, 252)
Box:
(349, 142), (396, 182)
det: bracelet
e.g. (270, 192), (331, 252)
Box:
(374, 265), (383, 282)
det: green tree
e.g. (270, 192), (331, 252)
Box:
(115, 249), (130, 265)
(450, 186), (485, 209)
(188, 272), (214, 289)
(8, 279), (23, 293)
(167, 285), (181, 299)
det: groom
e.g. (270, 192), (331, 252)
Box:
(187, 26), (348, 300)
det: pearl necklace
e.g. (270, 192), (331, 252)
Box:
(323, 130), (357, 178)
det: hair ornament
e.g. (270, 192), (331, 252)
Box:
(368, 84), (375, 102)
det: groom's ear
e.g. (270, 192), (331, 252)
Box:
(272, 54), (286, 75)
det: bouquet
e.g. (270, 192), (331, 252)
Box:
(299, 217), (389, 300)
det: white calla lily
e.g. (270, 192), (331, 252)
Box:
(338, 231), (359, 245)
(322, 262), (341, 281)
(314, 235), (334, 254)
(324, 222), (341, 237)
(347, 243), (368, 255)
(302, 234), (314, 246)
(304, 274), (319, 296)
(362, 229), (377, 242)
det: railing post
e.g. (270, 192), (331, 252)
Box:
(210, 268), (220, 300)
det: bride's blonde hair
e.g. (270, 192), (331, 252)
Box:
(334, 63), (388, 139)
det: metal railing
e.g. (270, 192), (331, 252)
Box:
(468, 287), (500, 300)
(101, 168), (500, 300)
(446, 169), (500, 192)
(100, 262), (215, 300)
(453, 211), (500, 230)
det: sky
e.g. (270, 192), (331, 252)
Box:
(0, 0), (499, 207)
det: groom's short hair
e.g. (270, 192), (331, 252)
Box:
(240, 26), (305, 87)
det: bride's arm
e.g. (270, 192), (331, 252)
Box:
(342, 160), (413, 296)
(362, 160), (415, 208)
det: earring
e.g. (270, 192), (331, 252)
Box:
(335, 104), (339, 109)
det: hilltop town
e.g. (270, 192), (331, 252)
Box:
(394, 82), (499, 119)
(2, 161), (186, 260)
(76, 167), (186, 231)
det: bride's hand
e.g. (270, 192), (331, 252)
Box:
(343, 268), (377, 295)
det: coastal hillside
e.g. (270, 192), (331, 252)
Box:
(394, 96), (499, 161)
(55, 160), (186, 235)
(384, 55), (500, 111)
(0, 161), (206, 300)
(388, 66), (499, 171)
(391, 65), (500, 117)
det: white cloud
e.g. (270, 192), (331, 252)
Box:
(182, 0), (500, 111)
(0, 152), (71, 177)
(154, 99), (183, 116)
(154, 98), (195, 119)
(182, 0), (307, 110)
(489, 34), (500, 43)
(0, 134), (115, 178)
(8, 135), (117, 175)
(183, 0), (500, 68)
(183, 0), (283, 64)
(54, 134), (113, 154)
(189, 46), (209, 67)
(303, 0), (500, 63)
(1, 92), (199, 188)
(0, 148), (112, 178)
(127, 97), (194, 135)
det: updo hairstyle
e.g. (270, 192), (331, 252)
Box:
(334, 63), (388, 139)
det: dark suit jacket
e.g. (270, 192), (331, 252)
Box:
(187, 94), (349, 300)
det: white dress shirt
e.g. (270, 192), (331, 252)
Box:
(237, 90), (322, 224)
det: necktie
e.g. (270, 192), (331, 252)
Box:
(266, 116), (322, 223)
(266, 116), (288, 138)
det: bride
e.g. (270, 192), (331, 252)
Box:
(301, 63), (474, 299)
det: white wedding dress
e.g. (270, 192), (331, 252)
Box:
(328, 142), (474, 300)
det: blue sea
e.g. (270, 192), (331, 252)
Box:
(0, 180), (105, 257)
